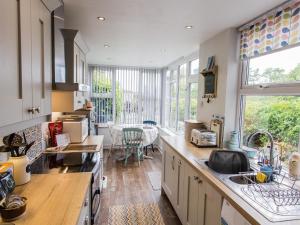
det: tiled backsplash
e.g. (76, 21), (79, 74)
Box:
(0, 124), (43, 161)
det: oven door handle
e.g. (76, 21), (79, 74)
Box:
(91, 187), (101, 225)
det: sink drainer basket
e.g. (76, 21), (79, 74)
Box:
(240, 171), (300, 214)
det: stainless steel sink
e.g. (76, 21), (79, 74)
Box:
(229, 174), (258, 184)
(195, 158), (300, 222)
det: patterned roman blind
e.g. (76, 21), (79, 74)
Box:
(240, 1), (300, 59)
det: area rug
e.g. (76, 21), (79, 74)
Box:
(108, 203), (165, 225)
(147, 171), (161, 191)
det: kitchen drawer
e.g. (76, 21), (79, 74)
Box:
(77, 185), (91, 225)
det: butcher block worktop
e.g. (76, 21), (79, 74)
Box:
(8, 173), (92, 225)
(161, 135), (300, 225)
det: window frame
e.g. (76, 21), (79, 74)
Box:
(237, 50), (300, 152)
(164, 56), (199, 133)
(90, 66), (162, 125)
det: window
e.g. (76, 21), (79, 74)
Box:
(239, 48), (300, 166)
(164, 57), (199, 132)
(91, 67), (114, 123)
(190, 59), (199, 75)
(169, 70), (178, 131)
(247, 46), (300, 85)
(91, 66), (162, 124)
(178, 64), (187, 131)
(189, 83), (198, 120)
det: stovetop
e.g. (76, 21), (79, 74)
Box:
(30, 152), (99, 174)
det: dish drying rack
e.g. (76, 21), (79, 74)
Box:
(241, 171), (300, 215)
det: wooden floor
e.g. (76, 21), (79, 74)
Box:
(99, 148), (182, 225)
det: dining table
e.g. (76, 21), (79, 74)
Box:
(110, 123), (159, 159)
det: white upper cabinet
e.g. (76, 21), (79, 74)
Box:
(0, 0), (24, 127)
(31, 0), (52, 117)
(0, 0), (51, 128)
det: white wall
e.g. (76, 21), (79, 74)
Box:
(197, 28), (239, 143)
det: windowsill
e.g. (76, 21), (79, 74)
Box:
(158, 127), (183, 136)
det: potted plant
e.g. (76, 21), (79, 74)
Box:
(1, 133), (34, 186)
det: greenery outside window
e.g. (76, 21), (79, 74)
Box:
(239, 46), (300, 166)
(165, 57), (199, 133)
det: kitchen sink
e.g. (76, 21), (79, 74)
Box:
(229, 174), (257, 184)
(204, 161), (253, 174)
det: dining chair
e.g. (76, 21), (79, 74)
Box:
(107, 121), (117, 158)
(142, 120), (157, 155)
(122, 128), (144, 166)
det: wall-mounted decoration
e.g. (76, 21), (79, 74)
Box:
(201, 56), (217, 103)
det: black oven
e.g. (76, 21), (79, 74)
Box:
(30, 152), (103, 225)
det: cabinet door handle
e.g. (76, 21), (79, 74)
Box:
(28, 108), (35, 114)
(84, 216), (89, 225)
(193, 176), (199, 180)
(35, 107), (40, 113)
(172, 156), (175, 170)
(198, 179), (203, 184)
(84, 198), (89, 207)
(178, 160), (181, 165)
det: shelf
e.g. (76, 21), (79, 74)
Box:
(200, 66), (218, 76)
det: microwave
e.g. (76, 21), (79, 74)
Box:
(62, 118), (88, 143)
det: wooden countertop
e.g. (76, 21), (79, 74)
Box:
(161, 135), (300, 225)
(6, 173), (92, 225)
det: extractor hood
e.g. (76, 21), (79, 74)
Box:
(52, 6), (89, 92)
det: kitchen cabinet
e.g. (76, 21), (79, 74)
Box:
(162, 142), (186, 223)
(162, 141), (223, 225)
(30, 0), (52, 117)
(0, 0), (24, 126)
(204, 181), (222, 225)
(0, 0), (51, 128)
(184, 165), (205, 225)
(77, 184), (91, 225)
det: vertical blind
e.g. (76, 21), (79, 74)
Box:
(240, 1), (300, 59)
(90, 65), (162, 124)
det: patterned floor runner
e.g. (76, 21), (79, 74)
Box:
(108, 202), (165, 225)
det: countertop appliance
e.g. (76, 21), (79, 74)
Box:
(30, 152), (103, 225)
(191, 129), (217, 147)
(59, 116), (88, 143)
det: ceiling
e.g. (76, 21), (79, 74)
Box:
(63, 0), (286, 68)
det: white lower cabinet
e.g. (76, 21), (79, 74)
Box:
(77, 184), (91, 225)
(162, 141), (223, 225)
(162, 142), (186, 224)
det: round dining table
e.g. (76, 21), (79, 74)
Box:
(110, 124), (159, 147)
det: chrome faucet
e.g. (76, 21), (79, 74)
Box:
(247, 131), (275, 167)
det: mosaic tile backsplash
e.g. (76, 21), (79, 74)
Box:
(0, 124), (43, 161)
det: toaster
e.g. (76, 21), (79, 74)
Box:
(191, 129), (217, 147)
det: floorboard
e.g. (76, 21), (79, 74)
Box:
(99, 148), (182, 225)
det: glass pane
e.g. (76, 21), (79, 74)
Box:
(248, 46), (300, 85)
(189, 83), (198, 120)
(178, 64), (187, 132)
(115, 69), (139, 124)
(243, 96), (300, 166)
(91, 68), (113, 123)
(169, 70), (178, 130)
(190, 59), (199, 75)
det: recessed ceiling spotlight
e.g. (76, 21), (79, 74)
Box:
(97, 16), (106, 21)
(185, 25), (193, 29)
(104, 44), (110, 48)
